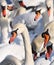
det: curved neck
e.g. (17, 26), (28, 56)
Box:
(42, 10), (49, 27)
(22, 25), (34, 65)
(49, 0), (53, 22)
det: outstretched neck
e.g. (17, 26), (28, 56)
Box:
(22, 25), (34, 65)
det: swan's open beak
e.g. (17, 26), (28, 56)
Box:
(1, 6), (6, 17)
(34, 10), (41, 21)
(9, 32), (17, 44)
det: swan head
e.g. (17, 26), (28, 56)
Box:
(46, 0), (51, 16)
(34, 9), (41, 21)
(1, 5), (6, 17)
(1, 0), (16, 18)
(34, 3), (47, 21)
(32, 29), (50, 56)
(41, 29), (50, 47)
(1, 1), (7, 17)
(9, 28), (18, 44)
(46, 6), (51, 16)
(9, 23), (25, 43)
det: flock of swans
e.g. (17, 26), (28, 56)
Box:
(0, 0), (54, 65)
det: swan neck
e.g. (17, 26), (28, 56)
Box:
(42, 11), (49, 27)
(22, 26), (34, 65)
(49, 0), (53, 22)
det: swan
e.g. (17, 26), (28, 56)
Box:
(0, 0), (19, 44)
(10, 2), (51, 45)
(46, 0), (54, 22)
(13, 0), (32, 15)
(0, 0), (17, 18)
(32, 21), (54, 60)
(0, 23), (34, 65)
(11, 11), (43, 43)
(12, 0), (36, 15)
(31, 3), (54, 60)
(12, 0), (46, 15)
(11, 3), (48, 43)
(0, 55), (22, 65)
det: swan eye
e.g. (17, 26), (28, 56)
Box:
(1, 5), (5, 10)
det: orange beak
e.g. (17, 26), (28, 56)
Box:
(34, 12), (40, 21)
(48, 9), (51, 17)
(1, 6), (6, 17)
(2, 10), (6, 17)
(9, 32), (17, 44)
(34, 15), (39, 21)
(44, 34), (50, 48)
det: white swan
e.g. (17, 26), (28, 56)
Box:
(0, 0), (16, 18)
(46, 0), (54, 22)
(12, 0), (46, 15)
(0, 23), (34, 65)
(32, 21), (54, 60)
(13, 0), (31, 15)
(31, 3), (54, 60)
(11, 3), (47, 43)
(0, 55), (22, 65)
(0, 0), (19, 44)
